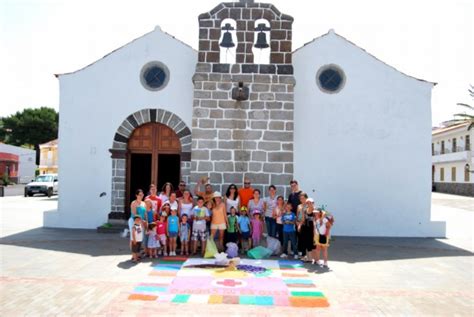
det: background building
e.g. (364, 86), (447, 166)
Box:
(0, 143), (36, 183)
(432, 122), (473, 196)
(46, 0), (445, 237)
(39, 139), (59, 174)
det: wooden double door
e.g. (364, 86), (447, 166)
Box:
(127, 123), (181, 206)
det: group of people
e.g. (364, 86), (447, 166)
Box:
(128, 178), (334, 268)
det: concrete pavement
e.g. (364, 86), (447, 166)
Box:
(0, 193), (473, 316)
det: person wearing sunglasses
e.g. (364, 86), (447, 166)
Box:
(238, 177), (254, 209)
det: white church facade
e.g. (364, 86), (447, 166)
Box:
(45, 0), (445, 237)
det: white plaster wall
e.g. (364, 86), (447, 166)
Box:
(293, 32), (445, 237)
(0, 144), (36, 183)
(434, 162), (472, 183)
(45, 27), (197, 229)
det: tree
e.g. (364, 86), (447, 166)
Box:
(449, 84), (474, 130)
(0, 107), (59, 164)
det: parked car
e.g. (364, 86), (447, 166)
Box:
(24, 174), (58, 197)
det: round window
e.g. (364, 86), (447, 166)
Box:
(316, 64), (345, 93)
(140, 62), (170, 91)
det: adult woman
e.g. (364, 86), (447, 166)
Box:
(159, 182), (173, 203)
(248, 189), (264, 217)
(264, 185), (278, 237)
(129, 189), (146, 258)
(129, 189), (146, 231)
(296, 192), (309, 258)
(179, 190), (194, 218)
(224, 184), (240, 215)
(300, 198), (316, 262)
(210, 191), (228, 252)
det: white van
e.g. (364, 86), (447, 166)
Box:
(24, 174), (59, 197)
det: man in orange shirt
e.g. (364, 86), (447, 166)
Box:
(238, 177), (254, 208)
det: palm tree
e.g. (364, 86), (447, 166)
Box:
(449, 84), (474, 130)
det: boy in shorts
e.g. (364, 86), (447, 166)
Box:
(191, 196), (210, 256)
(131, 216), (144, 263)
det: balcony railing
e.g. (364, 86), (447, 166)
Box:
(432, 146), (470, 156)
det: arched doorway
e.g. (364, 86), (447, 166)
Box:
(127, 122), (181, 206)
(110, 108), (192, 215)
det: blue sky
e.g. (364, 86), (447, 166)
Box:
(1, 0), (473, 125)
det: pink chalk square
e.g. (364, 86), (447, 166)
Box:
(273, 295), (291, 306)
(169, 276), (288, 296)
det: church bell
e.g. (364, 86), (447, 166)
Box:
(220, 23), (235, 48)
(254, 23), (270, 49)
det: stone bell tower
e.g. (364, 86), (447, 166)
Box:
(191, 0), (295, 195)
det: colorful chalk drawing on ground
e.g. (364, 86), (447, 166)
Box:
(127, 257), (329, 308)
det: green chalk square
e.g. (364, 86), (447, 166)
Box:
(172, 294), (190, 303)
(239, 295), (256, 305)
(255, 296), (274, 306)
(290, 291), (324, 297)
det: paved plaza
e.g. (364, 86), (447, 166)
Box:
(0, 193), (473, 316)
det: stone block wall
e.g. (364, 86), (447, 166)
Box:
(191, 2), (295, 197)
(433, 182), (474, 197)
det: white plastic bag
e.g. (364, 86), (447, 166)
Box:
(266, 236), (281, 255)
(226, 242), (239, 258)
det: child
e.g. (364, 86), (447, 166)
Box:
(191, 196), (210, 256)
(251, 210), (264, 247)
(156, 212), (168, 256)
(281, 203), (298, 259)
(131, 216), (144, 263)
(314, 210), (333, 268)
(238, 207), (251, 253)
(167, 208), (179, 256)
(179, 214), (191, 255)
(143, 199), (154, 257)
(226, 206), (239, 244)
(147, 222), (159, 258)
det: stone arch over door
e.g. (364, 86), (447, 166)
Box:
(109, 108), (192, 213)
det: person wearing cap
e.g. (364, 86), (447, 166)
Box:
(161, 200), (171, 215)
(287, 180), (302, 215)
(210, 191), (228, 252)
(194, 176), (214, 204)
(251, 209), (264, 247)
(300, 197), (316, 262)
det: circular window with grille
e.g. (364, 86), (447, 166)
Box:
(316, 64), (345, 93)
(140, 61), (170, 91)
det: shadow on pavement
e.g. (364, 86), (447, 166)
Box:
(0, 228), (472, 261)
(0, 227), (130, 257)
